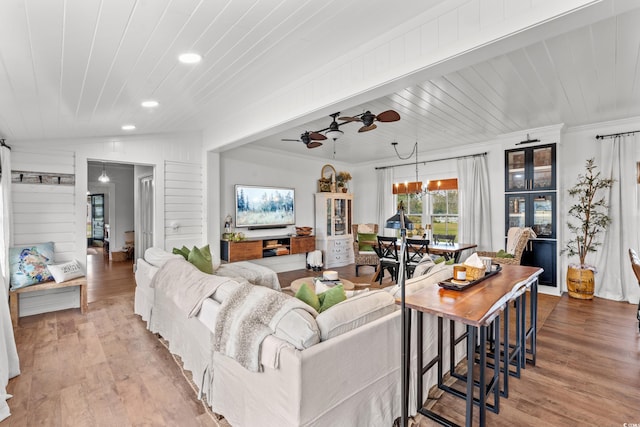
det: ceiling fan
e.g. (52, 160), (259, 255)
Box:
(339, 109), (401, 132)
(281, 131), (327, 149)
(315, 112), (349, 141)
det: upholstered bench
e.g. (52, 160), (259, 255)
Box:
(9, 277), (88, 326)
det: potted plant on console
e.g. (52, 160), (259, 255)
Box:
(336, 171), (351, 193)
(563, 158), (614, 299)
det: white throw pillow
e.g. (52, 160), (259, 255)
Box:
(48, 259), (84, 283)
(315, 290), (396, 341)
(400, 263), (453, 297)
(144, 247), (183, 267)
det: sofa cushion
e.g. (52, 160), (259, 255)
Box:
(9, 242), (55, 289)
(318, 284), (346, 313)
(144, 247), (183, 267)
(295, 283), (320, 311)
(315, 290), (396, 341)
(48, 259), (84, 283)
(412, 254), (436, 277)
(188, 244), (214, 274)
(272, 307), (321, 349)
(358, 232), (377, 251)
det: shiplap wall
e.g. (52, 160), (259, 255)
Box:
(11, 147), (80, 316)
(164, 161), (204, 250)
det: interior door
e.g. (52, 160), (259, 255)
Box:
(139, 175), (154, 259)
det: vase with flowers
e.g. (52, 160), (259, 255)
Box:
(336, 171), (352, 193)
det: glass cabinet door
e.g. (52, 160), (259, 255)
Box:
(532, 146), (554, 190)
(506, 149), (527, 191)
(531, 193), (555, 238)
(506, 195), (527, 228)
(326, 198), (332, 237)
(334, 198), (346, 235)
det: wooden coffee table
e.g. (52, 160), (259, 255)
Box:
(290, 277), (355, 294)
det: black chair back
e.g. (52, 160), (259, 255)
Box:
(377, 236), (398, 261)
(376, 236), (399, 284)
(406, 238), (430, 278)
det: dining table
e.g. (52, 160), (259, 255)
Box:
(427, 242), (478, 263)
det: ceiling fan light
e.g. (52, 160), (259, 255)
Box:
(325, 129), (343, 141)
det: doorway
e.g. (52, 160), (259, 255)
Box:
(86, 161), (153, 301)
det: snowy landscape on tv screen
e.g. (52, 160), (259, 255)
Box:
(235, 185), (295, 228)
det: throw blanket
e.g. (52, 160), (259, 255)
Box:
(213, 280), (315, 372)
(215, 261), (281, 291)
(150, 258), (233, 318)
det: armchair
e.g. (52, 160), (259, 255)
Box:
(352, 224), (379, 276)
(476, 227), (536, 266)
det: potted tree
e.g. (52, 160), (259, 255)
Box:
(563, 158), (614, 299)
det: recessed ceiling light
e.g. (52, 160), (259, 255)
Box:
(141, 100), (159, 108)
(178, 52), (202, 64)
(122, 124), (136, 131)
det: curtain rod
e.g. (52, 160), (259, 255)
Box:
(595, 130), (640, 140)
(375, 151), (487, 170)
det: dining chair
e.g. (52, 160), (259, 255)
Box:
(376, 236), (399, 284)
(352, 224), (379, 276)
(405, 238), (430, 278)
(628, 248), (640, 332)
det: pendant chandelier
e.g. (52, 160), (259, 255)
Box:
(98, 163), (110, 183)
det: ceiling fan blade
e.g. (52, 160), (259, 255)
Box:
(338, 116), (360, 122)
(307, 141), (323, 149)
(282, 138), (301, 142)
(358, 123), (377, 133)
(308, 132), (327, 141)
(376, 110), (401, 122)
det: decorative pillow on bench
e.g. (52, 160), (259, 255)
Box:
(48, 259), (84, 283)
(9, 242), (55, 290)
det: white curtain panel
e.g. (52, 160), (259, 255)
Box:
(456, 155), (493, 253)
(376, 168), (395, 237)
(595, 134), (640, 303)
(0, 146), (19, 422)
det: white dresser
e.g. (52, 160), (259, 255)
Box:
(314, 192), (354, 268)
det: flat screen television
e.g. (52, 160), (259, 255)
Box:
(235, 185), (295, 229)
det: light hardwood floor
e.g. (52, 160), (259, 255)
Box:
(3, 253), (639, 426)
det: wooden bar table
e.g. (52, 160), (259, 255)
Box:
(400, 264), (542, 427)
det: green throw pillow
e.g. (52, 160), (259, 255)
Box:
(496, 249), (514, 258)
(188, 244), (213, 274)
(295, 283), (320, 312)
(445, 258), (456, 265)
(358, 233), (377, 252)
(172, 246), (190, 260)
(317, 284), (346, 313)
(434, 256), (446, 264)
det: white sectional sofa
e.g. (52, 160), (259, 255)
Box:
(134, 248), (464, 427)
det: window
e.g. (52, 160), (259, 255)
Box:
(430, 189), (458, 242)
(428, 179), (458, 243)
(396, 192), (423, 230)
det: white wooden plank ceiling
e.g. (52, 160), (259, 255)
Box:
(0, 1), (639, 164)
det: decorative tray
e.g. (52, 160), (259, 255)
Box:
(438, 264), (502, 291)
